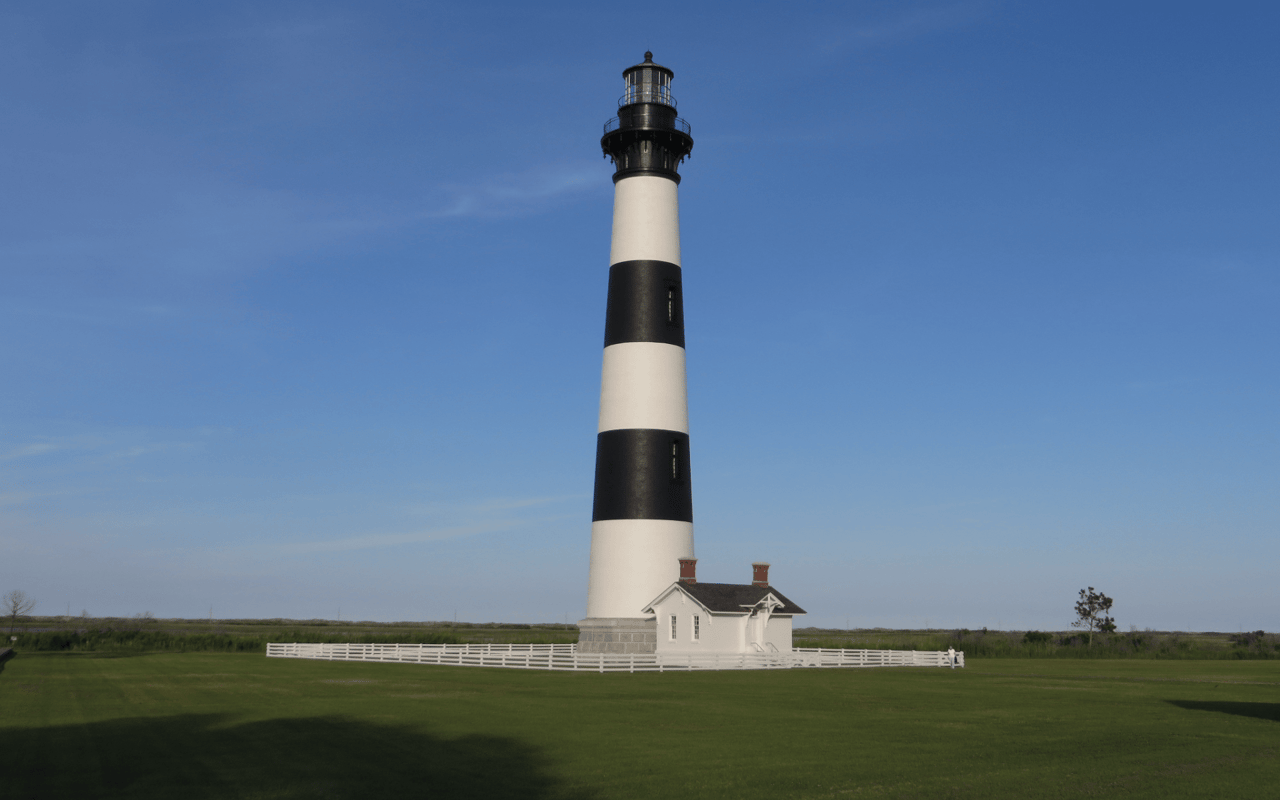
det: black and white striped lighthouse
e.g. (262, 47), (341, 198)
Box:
(578, 53), (696, 654)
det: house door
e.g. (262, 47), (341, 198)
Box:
(748, 611), (764, 651)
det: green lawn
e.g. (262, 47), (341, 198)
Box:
(1, 652), (1276, 798)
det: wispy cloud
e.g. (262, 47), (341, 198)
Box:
(0, 488), (81, 509)
(428, 162), (604, 219)
(1124, 376), (1205, 392)
(1, 184), (339, 277)
(168, 18), (344, 44)
(106, 442), (195, 462)
(0, 491), (35, 508)
(233, 491), (585, 556)
(820, 2), (993, 52)
(0, 430), (202, 472)
(476, 494), (586, 512)
(0, 443), (64, 461)
(402, 494), (585, 517)
(273, 521), (522, 554)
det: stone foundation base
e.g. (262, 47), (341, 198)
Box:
(577, 617), (657, 654)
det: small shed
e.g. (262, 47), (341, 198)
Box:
(642, 560), (806, 655)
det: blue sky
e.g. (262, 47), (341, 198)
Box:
(2, 2), (1276, 631)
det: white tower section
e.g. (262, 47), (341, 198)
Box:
(579, 53), (695, 654)
(588, 177), (692, 620)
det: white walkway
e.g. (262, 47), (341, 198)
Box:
(266, 642), (964, 671)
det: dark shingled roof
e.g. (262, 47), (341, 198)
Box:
(679, 583), (806, 615)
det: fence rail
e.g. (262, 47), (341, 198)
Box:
(266, 642), (963, 672)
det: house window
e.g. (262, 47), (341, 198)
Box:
(692, 615), (700, 641)
(670, 615), (677, 640)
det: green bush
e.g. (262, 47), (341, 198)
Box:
(1022, 631), (1054, 645)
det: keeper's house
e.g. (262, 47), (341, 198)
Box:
(642, 559), (806, 655)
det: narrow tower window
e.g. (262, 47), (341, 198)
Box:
(671, 440), (681, 481)
(667, 287), (675, 324)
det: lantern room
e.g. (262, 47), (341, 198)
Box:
(621, 51), (675, 108)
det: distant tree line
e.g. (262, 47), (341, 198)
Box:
(794, 628), (1279, 659)
(8, 628), (466, 654)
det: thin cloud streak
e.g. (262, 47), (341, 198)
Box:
(428, 163), (603, 219)
(272, 521), (522, 554)
(820, 1), (993, 52)
(0, 492), (36, 508)
(159, 18), (346, 45)
(402, 494), (586, 517)
(0, 443), (64, 461)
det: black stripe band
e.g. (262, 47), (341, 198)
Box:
(592, 429), (692, 522)
(603, 260), (684, 348)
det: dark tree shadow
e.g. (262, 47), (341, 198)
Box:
(1168, 700), (1280, 722)
(1, 713), (596, 799)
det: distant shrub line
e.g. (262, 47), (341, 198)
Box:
(11, 628), (465, 654)
(795, 629), (1280, 660)
(14, 625), (1276, 659)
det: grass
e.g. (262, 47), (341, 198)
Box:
(2, 651), (1276, 798)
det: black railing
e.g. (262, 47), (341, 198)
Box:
(603, 116), (692, 136)
(618, 90), (677, 109)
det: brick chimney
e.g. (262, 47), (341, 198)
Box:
(679, 558), (697, 584)
(752, 562), (770, 587)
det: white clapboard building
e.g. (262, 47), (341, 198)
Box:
(643, 560), (805, 655)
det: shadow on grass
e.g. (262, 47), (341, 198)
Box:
(15, 650), (136, 659)
(1168, 700), (1280, 722)
(1, 713), (595, 799)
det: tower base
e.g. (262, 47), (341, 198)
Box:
(577, 617), (657, 654)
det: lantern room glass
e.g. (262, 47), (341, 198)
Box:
(623, 68), (673, 107)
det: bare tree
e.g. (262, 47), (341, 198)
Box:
(4, 590), (37, 634)
(1072, 587), (1115, 646)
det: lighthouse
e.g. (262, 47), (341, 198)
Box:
(578, 53), (696, 654)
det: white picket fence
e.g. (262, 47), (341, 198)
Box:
(265, 642), (964, 672)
